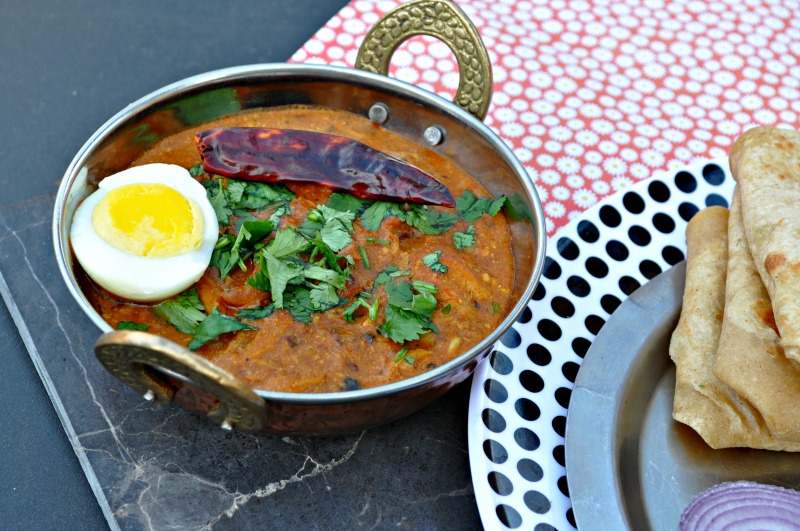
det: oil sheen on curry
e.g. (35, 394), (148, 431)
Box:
(77, 106), (515, 393)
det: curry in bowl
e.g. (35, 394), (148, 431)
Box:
(74, 105), (517, 394)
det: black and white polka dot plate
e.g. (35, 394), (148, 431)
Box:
(467, 159), (735, 530)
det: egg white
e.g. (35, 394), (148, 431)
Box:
(70, 163), (218, 302)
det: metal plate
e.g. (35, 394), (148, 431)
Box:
(565, 261), (800, 530)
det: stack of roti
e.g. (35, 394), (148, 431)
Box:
(669, 126), (800, 450)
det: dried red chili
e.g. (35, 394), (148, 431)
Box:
(195, 128), (455, 207)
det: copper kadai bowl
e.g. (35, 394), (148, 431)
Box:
(52, 0), (546, 435)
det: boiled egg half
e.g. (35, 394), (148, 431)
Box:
(70, 163), (218, 302)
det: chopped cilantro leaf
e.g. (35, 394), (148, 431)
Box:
(453, 225), (476, 249)
(188, 307), (257, 350)
(421, 208), (460, 234)
(214, 233), (236, 251)
(441, 304), (452, 314)
(283, 288), (314, 324)
(488, 196), (507, 216)
(456, 190), (492, 222)
(361, 200), (457, 235)
(246, 252), (271, 292)
(377, 279), (440, 344)
(230, 181), (295, 211)
(366, 237), (390, 245)
(117, 321), (149, 331)
(422, 250), (448, 273)
(268, 227), (311, 258)
(492, 302), (500, 314)
(213, 219), (273, 279)
(299, 205), (356, 254)
(207, 179), (233, 224)
(225, 180), (247, 205)
(262, 251), (305, 308)
(309, 283), (342, 311)
(303, 263), (346, 289)
(210, 234), (236, 278)
(394, 347), (409, 363)
(231, 209), (258, 232)
(268, 203), (291, 227)
(401, 206), (458, 235)
(313, 232), (345, 274)
(153, 288), (206, 334)
(210, 248), (234, 278)
(378, 305), (433, 343)
(327, 192), (370, 215)
(238, 304), (276, 320)
(297, 216), (323, 239)
(316, 204), (356, 232)
(385, 280), (414, 310)
(238, 218), (274, 243)
(209, 178), (294, 218)
(411, 290), (437, 319)
(360, 201), (402, 231)
(231, 219), (273, 259)
(374, 265), (410, 286)
(411, 280), (438, 294)
(319, 222), (353, 253)
(456, 190), (508, 222)
(342, 294), (379, 322)
(188, 163), (204, 177)
(358, 199), (458, 235)
(374, 265), (399, 285)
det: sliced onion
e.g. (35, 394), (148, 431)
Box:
(680, 481), (800, 531)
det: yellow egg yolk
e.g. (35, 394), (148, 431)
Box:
(92, 183), (204, 258)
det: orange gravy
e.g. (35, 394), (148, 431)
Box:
(79, 106), (515, 393)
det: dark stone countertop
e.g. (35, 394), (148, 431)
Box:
(0, 2), (482, 529)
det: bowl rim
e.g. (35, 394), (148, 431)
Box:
(53, 62), (547, 404)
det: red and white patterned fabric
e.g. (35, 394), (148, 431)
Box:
(291, 0), (800, 236)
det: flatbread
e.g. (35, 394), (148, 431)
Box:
(730, 127), (800, 366)
(668, 206), (799, 450)
(713, 189), (800, 443)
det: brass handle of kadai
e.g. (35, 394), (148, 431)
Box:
(355, 0), (493, 121)
(95, 331), (267, 431)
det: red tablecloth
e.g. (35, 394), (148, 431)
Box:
(291, 0), (800, 236)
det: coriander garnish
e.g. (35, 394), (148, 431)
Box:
(455, 190), (507, 221)
(152, 288), (206, 334)
(422, 250), (448, 273)
(358, 245), (370, 270)
(188, 163), (204, 176)
(188, 307), (257, 351)
(394, 347), (414, 364)
(117, 321), (149, 331)
(377, 279), (440, 344)
(154, 289), (257, 348)
(343, 293), (380, 322)
(453, 225), (476, 249)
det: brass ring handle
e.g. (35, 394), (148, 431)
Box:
(355, 0), (493, 121)
(95, 331), (267, 431)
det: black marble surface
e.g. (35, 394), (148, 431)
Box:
(1, 195), (482, 529)
(0, 2), (482, 529)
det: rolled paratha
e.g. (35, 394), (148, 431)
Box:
(713, 189), (800, 444)
(730, 127), (800, 366)
(669, 206), (798, 450)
